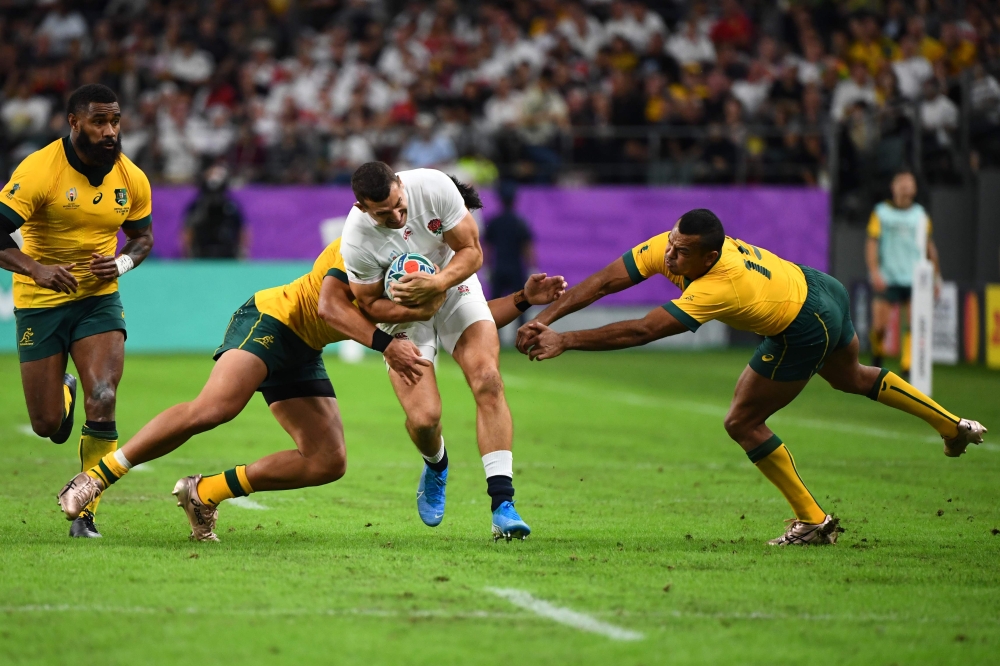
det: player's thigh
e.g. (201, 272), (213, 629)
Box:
(817, 334), (881, 394)
(389, 362), (442, 427)
(871, 297), (891, 330)
(196, 349), (268, 421)
(19, 353), (69, 423)
(451, 319), (501, 378)
(726, 365), (809, 429)
(269, 395), (345, 459)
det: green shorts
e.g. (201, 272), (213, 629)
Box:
(873, 285), (912, 303)
(749, 266), (856, 382)
(14, 292), (127, 363)
(214, 297), (335, 405)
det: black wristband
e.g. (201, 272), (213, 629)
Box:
(514, 290), (531, 312)
(372, 329), (394, 353)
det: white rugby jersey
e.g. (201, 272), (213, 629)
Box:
(341, 168), (468, 285)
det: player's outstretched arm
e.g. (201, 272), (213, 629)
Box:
(488, 273), (567, 329)
(522, 306), (688, 361)
(392, 213), (483, 307)
(515, 256), (635, 353)
(89, 223), (154, 280)
(317, 277), (432, 385)
(351, 278), (446, 325)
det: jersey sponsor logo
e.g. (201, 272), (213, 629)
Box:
(65, 188), (77, 202)
(252, 335), (276, 349)
(458, 284), (470, 296)
(5, 183), (19, 199)
(114, 189), (128, 206)
(402, 227), (413, 241)
(761, 354), (775, 362)
(93, 192), (103, 204)
(18, 328), (34, 347)
(427, 219), (443, 234)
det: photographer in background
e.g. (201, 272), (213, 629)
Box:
(181, 163), (247, 259)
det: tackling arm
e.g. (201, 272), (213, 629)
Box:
(516, 256), (636, 352)
(350, 279), (444, 325)
(523, 306), (689, 361)
(317, 276), (431, 385)
(488, 273), (567, 329)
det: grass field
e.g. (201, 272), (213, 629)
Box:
(1, 348), (999, 665)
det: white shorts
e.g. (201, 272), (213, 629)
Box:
(379, 274), (494, 363)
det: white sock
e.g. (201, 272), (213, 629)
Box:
(421, 436), (445, 464)
(114, 448), (133, 470)
(482, 450), (512, 478)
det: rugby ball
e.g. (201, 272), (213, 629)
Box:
(385, 253), (436, 298)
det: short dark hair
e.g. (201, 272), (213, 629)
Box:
(677, 208), (725, 254)
(351, 161), (399, 204)
(67, 84), (118, 117)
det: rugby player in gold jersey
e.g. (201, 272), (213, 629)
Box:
(518, 209), (985, 546)
(0, 84), (153, 538)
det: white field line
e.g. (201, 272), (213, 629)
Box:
(228, 496), (268, 510)
(1, 604), (992, 627)
(485, 587), (644, 641)
(132, 463), (153, 473)
(505, 375), (945, 445)
(17, 424), (43, 438)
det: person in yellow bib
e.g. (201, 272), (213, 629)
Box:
(0, 84), (154, 539)
(56, 236), (566, 541)
(516, 208), (986, 546)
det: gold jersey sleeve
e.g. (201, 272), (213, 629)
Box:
(623, 233), (808, 336)
(253, 238), (355, 350)
(0, 138), (154, 309)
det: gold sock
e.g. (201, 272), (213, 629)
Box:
(900, 331), (912, 372)
(62, 383), (72, 421)
(747, 436), (826, 524)
(79, 422), (118, 515)
(867, 368), (960, 438)
(196, 465), (253, 506)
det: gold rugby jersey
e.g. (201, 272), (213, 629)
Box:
(624, 232), (808, 336)
(0, 137), (152, 308)
(253, 238), (354, 350)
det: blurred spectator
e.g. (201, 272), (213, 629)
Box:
(1, 83), (51, 138)
(711, 0), (753, 51)
(518, 68), (569, 183)
(893, 35), (933, 101)
(182, 164), (246, 259)
(36, 2), (87, 56)
(484, 182), (535, 303)
(399, 113), (458, 168)
(832, 62), (877, 122)
(667, 16), (715, 66)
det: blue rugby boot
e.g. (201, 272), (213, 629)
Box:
(491, 501), (530, 541)
(416, 465), (447, 526)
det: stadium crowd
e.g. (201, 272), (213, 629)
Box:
(0, 0), (998, 190)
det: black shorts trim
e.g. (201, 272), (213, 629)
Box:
(261, 379), (336, 406)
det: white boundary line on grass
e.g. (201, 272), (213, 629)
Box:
(485, 587), (644, 641)
(228, 496), (268, 510)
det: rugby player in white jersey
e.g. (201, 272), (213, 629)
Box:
(337, 162), (535, 540)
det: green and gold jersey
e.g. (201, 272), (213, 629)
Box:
(253, 238), (353, 351)
(0, 137), (152, 309)
(624, 232), (808, 336)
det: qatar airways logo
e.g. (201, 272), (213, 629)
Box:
(402, 227), (413, 241)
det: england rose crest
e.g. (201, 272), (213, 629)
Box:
(427, 219), (443, 234)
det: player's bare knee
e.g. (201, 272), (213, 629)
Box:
(193, 401), (241, 429)
(406, 408), (441, 435)
(29, 413), (62, 437)
(469, 367), (504, 406)
(723, 412), (750, 442)
(84, 382), (116, 419)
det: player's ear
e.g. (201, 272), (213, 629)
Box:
(706, 250), (719, 266)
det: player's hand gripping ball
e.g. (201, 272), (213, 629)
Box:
(385, 253), (436, 299)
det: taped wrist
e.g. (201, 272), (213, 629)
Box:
(513, 289), (530, 312)
(114, 255), (134, 276)
(372, 329), (393, 353)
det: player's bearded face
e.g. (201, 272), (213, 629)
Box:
(76, 125), (122, 167)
